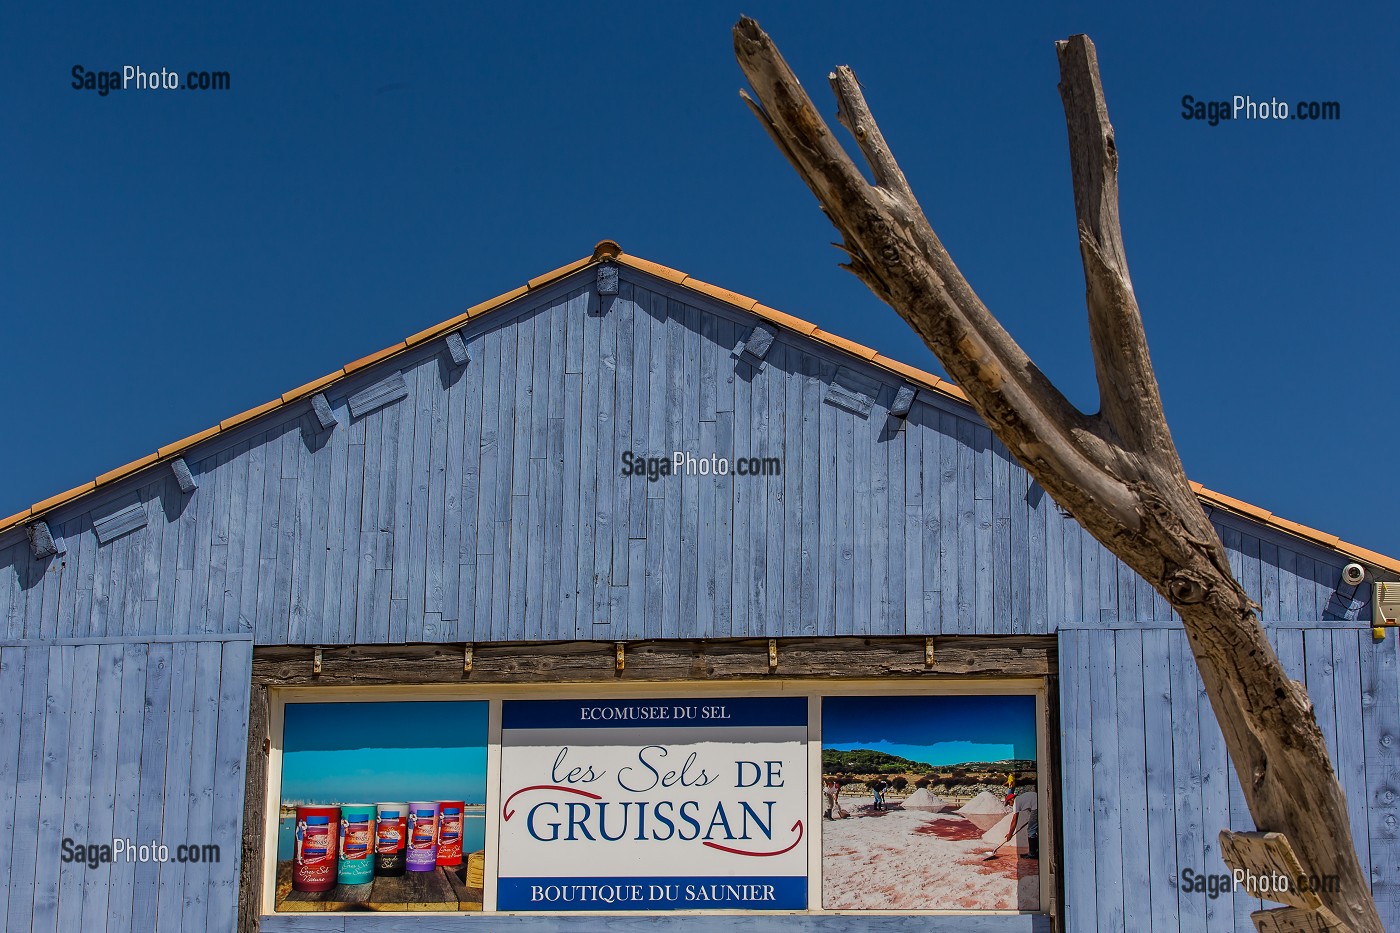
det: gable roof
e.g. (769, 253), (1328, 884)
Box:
(4, 240), (1396, 574)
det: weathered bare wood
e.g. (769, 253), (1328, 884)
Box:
(238, 683), (269, 933)
(1253, 906), (1346, 933)
(250, 637), (1054, 686)
(732, 17), (1379, 931)
(1221, 830), (1326, 911)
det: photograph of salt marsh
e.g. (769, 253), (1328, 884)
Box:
(821, 695), (1039, 911)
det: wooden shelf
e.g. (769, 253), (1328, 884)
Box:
(274, 860), (483, 912)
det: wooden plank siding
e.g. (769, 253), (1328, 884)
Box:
(0, 635), (251, 933)
(1057, 626), (1400, 932)
(0, 267), (1379, 647)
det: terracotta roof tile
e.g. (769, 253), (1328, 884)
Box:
(281, 371), (345, 404)
(1337, 543), (1400, 574)
(812, 329), (880, 361)
(96, 453), (159, 488)
(32, 482), (96, 515)
(157, 426), (221, 460)
(617, 254), (688, 285)
(1201, 490), (1273, 522)
(220, 399), (283, 432)
(679, 277), (760, 312)
(405, 313), (470, 349)
(1269, 516), (1341, 550)
(528, 257), (592, 291)
(753, 303), (821, 337)
(0, 509), (31, 534)
(343, 342), (407, 374)
(467, 284), (528, 318)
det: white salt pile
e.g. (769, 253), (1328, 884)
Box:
(899, 788), (948, 812)
(955, 790), (1010, 832)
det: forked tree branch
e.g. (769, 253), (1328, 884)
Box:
(734, 16), (1382, 932)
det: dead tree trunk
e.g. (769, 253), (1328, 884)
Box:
(733, 18), (1380, 932)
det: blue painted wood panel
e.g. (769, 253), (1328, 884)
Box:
(0, 635), (251, 933)
(0, 265), (1385, 645)
(1058, 625), (1400, 932)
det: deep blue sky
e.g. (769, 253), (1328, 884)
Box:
(824, 695), (1037, 765)
(4, 2), (1397, 557)
(281, 701), (488, 804)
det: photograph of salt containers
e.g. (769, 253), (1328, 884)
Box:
(281, 799), (486, 911)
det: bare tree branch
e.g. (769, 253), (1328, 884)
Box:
(734, 16), (1383, 932)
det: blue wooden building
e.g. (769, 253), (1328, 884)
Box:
(0, 241), (1395, 932)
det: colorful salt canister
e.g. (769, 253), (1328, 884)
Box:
(337, 804), (376, 884)
(292, 806), (340, 892)
(436, 800), (465, 867)
(405, 801), (440, 871)
(374, 802), (408, 876)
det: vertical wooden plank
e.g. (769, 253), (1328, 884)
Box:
(1089, 630), (1125, 931)
(661, 298), (684, 639)
(207, 641), (251, 931)
(1098, 545), (1118, 625)
(1197, 642), (1232, 933)
(1278, 547), (1299, 623)
(1258, 540), (1280, 623)
(7, 645), (49, 932)
(1059, 628), (1098, 930)
(744, 316), (769, 636)
(269, 434), (299, 643)
(55, 644), (99, 933)
(1304, 629), (1340, 763)
(456, 325), (487, 639)
(611, 293), (634, 590)
(522, 460), (547, 641)
(0, 648), (28, 924)
(851, 362), (871, 637)
(37, 534), (65, 641)
(816, 373), (837, 636)
(286, 433), (316, 644)
(105, 643), (147, 932)
(155, 643), (196, 931)
(1042, 487), (1063, 631)
(902, 404), (925, 635)
(576, 294), (602, 637)
(626, 284), (650, 544)
(1141, 630), (1179, 932)
(405, 362), (436, 642)
(713, 409), (735, 639)
(190, 450), (221, 636)
(883, 407), (904, 636)
(782, 354), (804, 638)
(331, 437), (361, 644)
(1080, 527), (1101, 626)
(511, 307), (537, 500)
(233, 437), (266, 635)
(1116, 555), (1137, 624)
(864, 385), (887, 635)
(1240, 532), (1263, 613)
(992, 439), (1012, 635)
(973, 427), (993, 635)
(1114, 631), (1149, 931)
(767, 344), (789, 636)
(1169, 631), (1208, 932)
(30, 645), (74, 933)
(918, 411), (940, 633)
(558, 371), (582, 639)
(1330, 629), (1371, 885)
(697, 419), (717, 639)
(729, 328), (752, 639)
(833, 387), (854, 636)
(422, 356), (451, 638)
(355, 417), (383, 644)
(132, 642), (174, 931)
(1027, 477), (1049, 634)
(644, 499), (664, 641)
(220, 447), (250, 635)
(178, 642), (223, 929)
(1361, 630), (1400, 922)
(938, 412), (960, 633)
(82, 643), (123, 927)
(593, 296), (619, 626)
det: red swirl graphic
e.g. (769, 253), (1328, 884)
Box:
(502, 785), (603, 820)
(702, 819), (803, 857)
